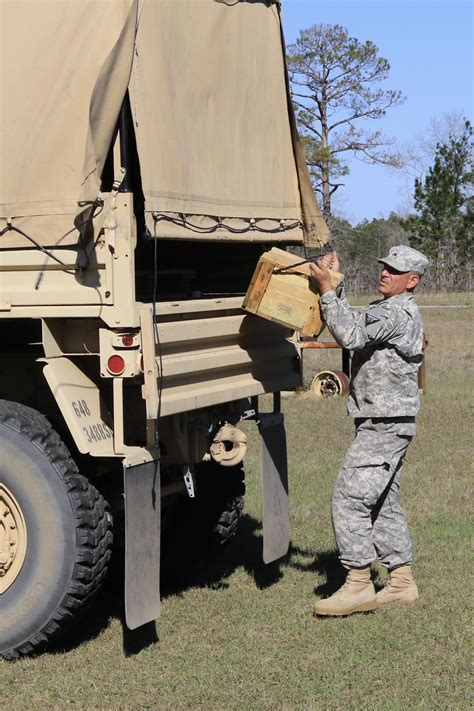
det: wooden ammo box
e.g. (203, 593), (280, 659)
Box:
(242, 247), (342, 337)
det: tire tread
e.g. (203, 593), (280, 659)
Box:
(0, 400), (112, 660)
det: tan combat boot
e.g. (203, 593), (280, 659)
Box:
(376, 565), (419, 604)
(313, 566), (377, 617)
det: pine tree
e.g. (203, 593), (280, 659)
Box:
(287, 24), (404, 219)
(405, 121), (473, 290)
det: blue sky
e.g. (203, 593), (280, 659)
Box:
(281, 0), (473, 224)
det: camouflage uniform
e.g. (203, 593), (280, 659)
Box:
(319, 286), (424, 569)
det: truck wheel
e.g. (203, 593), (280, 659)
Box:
(212, 475), (245, 544)
(161, 463), (245, 579)
(0, 400), (112, 660)
(194, 461), (245, 545)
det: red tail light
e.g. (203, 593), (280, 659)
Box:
(121, 334), (134, 347)
(107, 355), (125, 375)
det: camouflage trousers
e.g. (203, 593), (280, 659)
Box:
(331, 418), (415, 570)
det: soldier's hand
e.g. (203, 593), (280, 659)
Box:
(309, 260), (333, 295)
(329, 251), (340, 272)
(317, 252), (334, 270)
(316, 251), (340, 273)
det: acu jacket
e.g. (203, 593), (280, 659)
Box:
(319, 289), (424, 420)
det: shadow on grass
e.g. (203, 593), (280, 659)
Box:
(289, 546), (346, 596)
(161, 513), (286, 596)
(56, 517), (385, 656)
(45, 526), (383, 658)
(51, 512), (307, 658)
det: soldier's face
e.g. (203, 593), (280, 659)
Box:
(378, 266), (420, 298)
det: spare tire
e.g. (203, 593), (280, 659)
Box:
(0, 400), (112, 659)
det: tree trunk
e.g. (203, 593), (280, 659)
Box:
(322, 163), (331, 219)
(320, 81), (331, 218)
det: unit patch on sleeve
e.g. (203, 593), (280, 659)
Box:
(362, 306), (390, 340)
(365, 312), (380, 326)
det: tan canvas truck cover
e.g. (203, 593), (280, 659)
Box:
(0, 0), (328, 251)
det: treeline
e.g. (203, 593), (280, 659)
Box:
(327, 213), (472, 294)
(292, 208), (472, 293)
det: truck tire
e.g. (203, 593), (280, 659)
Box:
(212, 475), (245, 544)
(0, 400), (112, 660)
(193, 461), (245, 545)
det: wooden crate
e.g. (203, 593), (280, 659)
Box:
(242, 247), (342, 337)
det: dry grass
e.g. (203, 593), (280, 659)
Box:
(349, 291), (473, 307)
(3, 298), (473, 710)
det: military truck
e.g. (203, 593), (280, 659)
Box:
(0, 0), (328, 658)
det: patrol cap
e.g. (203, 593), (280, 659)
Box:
(378, 245), (429, 276)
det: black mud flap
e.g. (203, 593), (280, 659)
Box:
(259, 412), (290, 564)
(124, 460), (161, 630)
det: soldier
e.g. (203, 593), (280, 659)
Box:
(309, 245), (429, 616)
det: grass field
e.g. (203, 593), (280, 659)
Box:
(3, 299), (473, 710)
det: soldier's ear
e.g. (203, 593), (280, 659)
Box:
(407, 273), (420, 290)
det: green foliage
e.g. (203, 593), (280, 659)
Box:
(403, 120), (473, 289)
(300, 136), (349, 183)
(287, 24), (404, 217)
